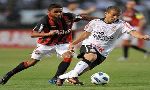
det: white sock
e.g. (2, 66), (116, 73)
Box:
(69, 61), (89, 78)
(59, 70), (73, 79)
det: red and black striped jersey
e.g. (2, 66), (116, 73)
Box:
(33, 13), (78, 46)
(122, 9), (144, 26)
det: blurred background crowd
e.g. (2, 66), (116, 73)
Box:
(0, 0), (150, 28)
(0, 0), (150, 48)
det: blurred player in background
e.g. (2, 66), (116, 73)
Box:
(63, 1), (96, 30)
(120, 0), (150, 60)
(0, 4), (97, 85)
(55, 6), (150, 86)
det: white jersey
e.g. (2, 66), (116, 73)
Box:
(82, 19), (135, 57)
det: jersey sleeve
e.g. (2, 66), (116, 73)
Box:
(84, 20), (95, 32)
(63, 13), (76, 20)
(64, 13), (87, 22)
(66, 13), (83, 22)
(33, 16), (47, 32)
(121, 22), (135, 34)
(73, 14), (83, 22)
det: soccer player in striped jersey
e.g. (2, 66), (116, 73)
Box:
(56, 6), (150, 86)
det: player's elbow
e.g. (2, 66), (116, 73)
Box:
(31, 35), (35, 38)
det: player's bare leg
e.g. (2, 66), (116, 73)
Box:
(56, 52), (97, 86)
(0, 59), (39, 85)
(118, 40), (130, 61)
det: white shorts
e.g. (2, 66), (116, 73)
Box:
(31, 43), (69, 60)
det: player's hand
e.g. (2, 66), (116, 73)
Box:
(143, 35), (150, 40)
(62, 50), (74, 58)
(47, 30), (59, 36)
(69, 43), (75, 53)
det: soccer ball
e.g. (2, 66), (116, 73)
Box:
(91, 72), (110, 85)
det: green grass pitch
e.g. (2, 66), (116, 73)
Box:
(0, 48), (150, 90)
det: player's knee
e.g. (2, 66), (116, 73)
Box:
(123, 40), (130, 46)
(84, 53), (97, 62)
(63, 58), (72, 62)
(27, 59), (39, 67)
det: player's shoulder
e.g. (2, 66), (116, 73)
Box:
(118, 19), (132, 27)
(91, 18), (113, 22)
(40, 15), (48, 20)
(63, 12), (73, 16)
(36, 15), (48, 25)
(63, 13), (75, 19)
(90, 18), (101, 23)
(88, 18), (105, 26)
(114, 19), (126, 24)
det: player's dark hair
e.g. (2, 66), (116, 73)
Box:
(105, 6), (121, 14)
(48, 4), (62, 11)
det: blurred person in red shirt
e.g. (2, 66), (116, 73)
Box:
(120, 0), (150, 60)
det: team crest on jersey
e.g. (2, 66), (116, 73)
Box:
(100, 25), (117, 32)
(111, 26), (117, 31)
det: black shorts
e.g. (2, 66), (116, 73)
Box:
(77, 45), (106, 69)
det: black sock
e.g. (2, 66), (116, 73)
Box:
(123, 46), (129, 58)
(7, 62), (28, 77)
(131, 45), (147, 53)
(53, 61), (70, 79)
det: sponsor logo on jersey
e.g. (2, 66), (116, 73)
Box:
(58, 29), (71, 35)
(93, 32), (114, 41)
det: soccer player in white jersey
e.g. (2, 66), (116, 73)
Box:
(56, 6), (150, 86)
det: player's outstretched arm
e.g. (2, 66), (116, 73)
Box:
(31, 30), (58, 38)
(80, 14), (99, 21)
(69, 31), (91, 51)
(73, 14), (98, 22)
(130, 30), (150, 40)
